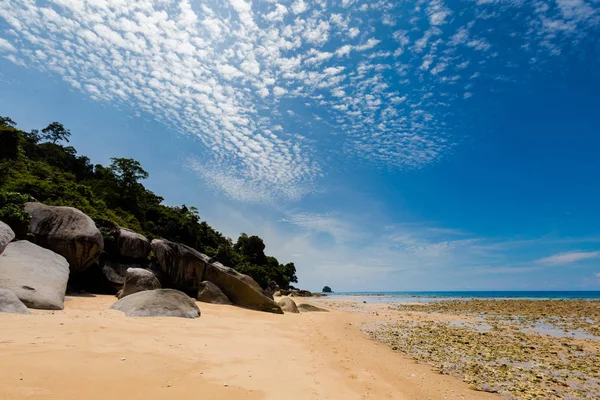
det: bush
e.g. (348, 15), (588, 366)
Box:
(0, 191), (35, 238)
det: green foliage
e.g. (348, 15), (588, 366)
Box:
(0, 191), (35, 238)
(0, 125), (20, 160)
(0, 115), (299, 288)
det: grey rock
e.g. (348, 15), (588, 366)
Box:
(111, 289), (200, 318)
(101, 261), (130, 286)
(0, 240), (69, 310)
(152, 239), (283, 314)
(118, 268), (160, 299)
(297, 303), (329, 313)
(0, 221), (15, 255)
(117, 228), (151, 261)
(24, 202), (104, 272)
(206, 261), (283, 314)
(151, 239), (207, 293)
(277, 297), (299, 313)
(0, 288), (31, 314)
(197, 281), (232, 305)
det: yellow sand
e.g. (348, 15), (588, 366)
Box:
(0, 295), (497, 399)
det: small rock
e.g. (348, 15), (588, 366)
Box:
(121, 357), (126, 361)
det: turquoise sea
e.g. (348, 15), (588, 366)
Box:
(325, 291), (600, 303)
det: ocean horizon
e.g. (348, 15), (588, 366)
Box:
(324, 290), (600, 303)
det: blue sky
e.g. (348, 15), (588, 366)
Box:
(1, 0), (600, 291)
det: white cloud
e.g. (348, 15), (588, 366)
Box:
(273, 86), (287, 96)
(265, 4), (288, 22)
(538, 251), (600, 265)
(291, 0), (308, 14)
(347, 27), (360, 38)
(428, 0), (452, 26)
(0, 37), (16, 53)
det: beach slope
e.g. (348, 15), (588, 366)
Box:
(0, 295), (495, 400)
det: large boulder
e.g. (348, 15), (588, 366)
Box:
(116, 228), (151, 261)
(205, 261), (283, 314)
(151, 239), (207, 294)
(24, 202), (103, 272)
(0, 240), (69, 310)
(152, 239), (283, 314)
(277, 297), (299, 313)
(197, 281), (231, 305)
(110, 289), (200, 318)
(0, 221), (15, 255)
(118, 268), (160, 299)
(0, 288), (31, 314)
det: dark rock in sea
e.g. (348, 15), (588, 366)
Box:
(24, 202), (104, 272)
(118, 268), (160, 299)
(0, 288), (31, 314)
(110, 289), (200, 318)
(277, 297), (299, 313)
(197, 281), (232, 305)
(0, 221), (15, 256)
(322, 286), (333, 293)
(152, 239), (283, 314)
(0, 240), (69, 310)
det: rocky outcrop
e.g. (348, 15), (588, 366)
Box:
(0, 288), (31, 314)
(118, 268), (160, 299)
(297, 303), (329, 313)
(205, 261), (283, 314)
(152, 239), (283, 314)
(110, 289), (200, 318)
(116, 228), (151, 261)
(24, 202), (103, 272)
(0, 221), (15, 255)
(0, 240), (69, 310)
(197, 281), (231, 305)
(277, 297), (299, 313)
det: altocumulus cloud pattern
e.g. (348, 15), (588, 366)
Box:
(0, 0), (598, 202)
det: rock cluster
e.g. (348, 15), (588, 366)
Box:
(0, 201), (289, 316)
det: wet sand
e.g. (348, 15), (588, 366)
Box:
(0, 295), (496, 400)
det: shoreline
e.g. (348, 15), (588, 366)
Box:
(1, 294), (496, 400)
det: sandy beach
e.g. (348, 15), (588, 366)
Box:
(0, 295), (497, 400)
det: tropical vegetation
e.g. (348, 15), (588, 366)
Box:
(0, 116), (298, 289)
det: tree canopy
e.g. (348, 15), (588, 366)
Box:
(0, 115), (298, 289)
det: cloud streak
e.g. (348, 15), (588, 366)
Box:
(537, 251), (600, 265)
